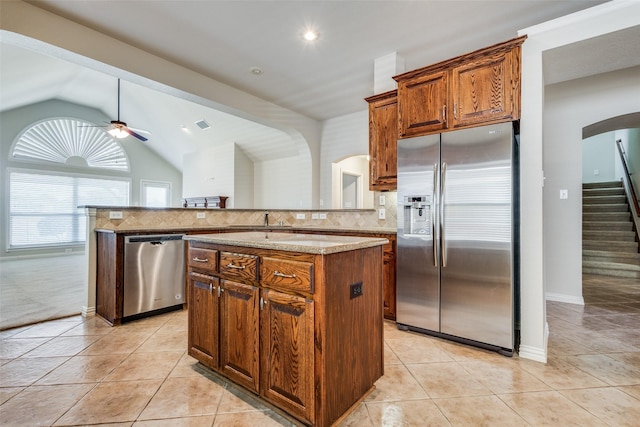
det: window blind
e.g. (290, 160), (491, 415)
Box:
(9, 171), (129, 248)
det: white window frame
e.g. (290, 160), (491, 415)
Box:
(140, 180), (172, 207)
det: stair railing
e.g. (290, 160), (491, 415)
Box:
(616, 139), (640, 239)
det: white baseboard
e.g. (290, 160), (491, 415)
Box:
(545, 292), (585, 305)
(82, 306), (96, 317)
(519, 344), (547, 363)
(518, 321), (548, 363)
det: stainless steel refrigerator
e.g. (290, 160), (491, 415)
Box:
(396, 121), (519, 356)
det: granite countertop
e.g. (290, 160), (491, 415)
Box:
(96, 225), (396, 235)
(184, 231), (389, 255)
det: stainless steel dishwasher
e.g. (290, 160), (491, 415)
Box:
(123, 234), (186, 319)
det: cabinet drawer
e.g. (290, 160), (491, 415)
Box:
(261, 257), (314, 294)
(188, 247), (218, 272)
(220, 252), (258, 281)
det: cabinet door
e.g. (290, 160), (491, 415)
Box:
(260, 289), (315, 424)
(188, 273), (218, 368)
(219, 279), (260, 393)
(398, 70), (448, 137)
(368, 92), (398, 191)
(382, 242), (397, 320)
(450, 50), (514, 127)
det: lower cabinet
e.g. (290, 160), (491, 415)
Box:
(260, 289), (315, 423)
(219, 279), (260, 393)
(186, 240), (384, 427)
(187, 272), (218, 367)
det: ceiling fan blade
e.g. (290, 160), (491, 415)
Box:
(125, 127), (148, 142)
(128, 126), (151, 135)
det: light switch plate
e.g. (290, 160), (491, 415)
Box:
(311, 213), (319, 220)
(196, 212), (206, 219)
(296, 213), (305, 220)
(379, 195), (386, 206)
(559, 189), (568, 200)
(318, 213), (327, 219)
(109, 211), (123, 219)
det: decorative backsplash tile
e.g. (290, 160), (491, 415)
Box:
(93, 192), (398, 230)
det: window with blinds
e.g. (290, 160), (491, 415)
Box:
(9, 170), (130, 248)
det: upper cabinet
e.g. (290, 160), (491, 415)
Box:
(394, 36), (526, 139)
(365, 90), (398, 191)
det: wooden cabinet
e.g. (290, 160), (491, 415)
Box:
(365, 90), (398, 191)
(185, 238), (384, 426)
(394, 36), (526, 138)
(395, 70), (448, 137)
(187, 272), (218, 367)
(295, 229), (396, 320)
(450, 48), (519, 128)
(382, 240), (396, 319)
(260, 288), (315, 423)
(219, 279), (260, 393)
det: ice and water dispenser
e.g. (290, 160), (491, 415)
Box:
(402, 195), (431, 236)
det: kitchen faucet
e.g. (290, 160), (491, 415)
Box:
(264, 211), (269, 227)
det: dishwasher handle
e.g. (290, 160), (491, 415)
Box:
(125, 234), (185, 244)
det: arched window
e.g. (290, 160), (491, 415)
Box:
(12, 118), (129, 171)
(8, 118), (131, 249)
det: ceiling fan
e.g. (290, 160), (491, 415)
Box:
(85, 78), (150, 141)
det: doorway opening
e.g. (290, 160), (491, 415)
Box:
(331, 155), (374, 209)
(581, 113), (640, 303)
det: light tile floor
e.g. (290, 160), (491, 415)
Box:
(1, 274), (639, 426)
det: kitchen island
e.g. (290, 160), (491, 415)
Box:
(185, 231), (387, 427)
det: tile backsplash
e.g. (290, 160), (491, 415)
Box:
(93, 192), (397, 230)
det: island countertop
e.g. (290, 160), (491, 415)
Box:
(184, 231), (388, 255)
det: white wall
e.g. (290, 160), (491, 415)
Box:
(543, 66), (640, 304)
(182, 143), (235, 204)
(254, 156), (310, 209)
(234, 145), (254, 208)
(319, 110), (369, 208)
(582, 132), (617, 183)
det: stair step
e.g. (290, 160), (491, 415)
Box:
(583, 221), (633, 231)
(583, 259), (640, 278)
(583, 240), (639, 252)
(583, 181), (624, 189)
(583, 203), (630, 213)
(582, 230), (637, 242)
(583, 212), (631, 222)
(583, 250), (640, 266)
(583, 187), (626, 197)
(582, 266), (640, 279)
(582, 195), (627, 204)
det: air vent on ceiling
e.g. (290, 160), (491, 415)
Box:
(195, 119), (211, 130)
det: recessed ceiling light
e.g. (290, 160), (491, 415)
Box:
(303, 30), (319, 41)
(249, 66), (264, 75)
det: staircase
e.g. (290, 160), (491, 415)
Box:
(583, 181), (640, 279)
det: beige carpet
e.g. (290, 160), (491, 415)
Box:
(0, 254), (85, 330)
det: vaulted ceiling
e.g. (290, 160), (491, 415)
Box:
(5, 0), (637, 172)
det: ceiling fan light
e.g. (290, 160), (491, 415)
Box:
(108, 128), (128, 139)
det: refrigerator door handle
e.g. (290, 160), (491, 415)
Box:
(441, 161), (447, 268)
(433, 162), (439, 267)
